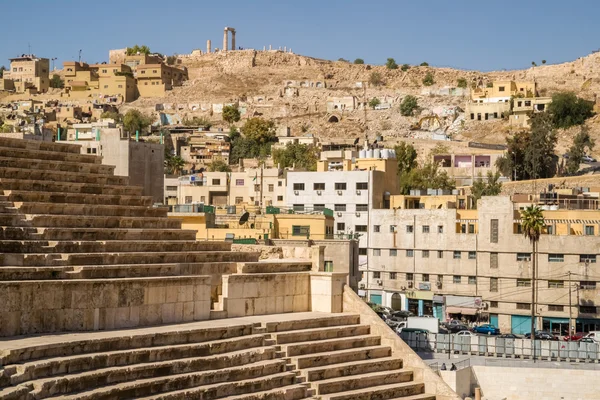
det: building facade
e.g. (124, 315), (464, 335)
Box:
(2, 55), (50, 93)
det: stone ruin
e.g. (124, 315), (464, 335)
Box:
(0, 137), (456, 399)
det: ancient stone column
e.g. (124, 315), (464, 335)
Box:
(231, 30), (236, 50)
(223, 29), (228, 51)
(206, 40), (211, 54)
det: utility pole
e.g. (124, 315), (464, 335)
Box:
(530, 240), (536, 361)
(568, 271), (573, 338)
(363, 82), (368, 140)
(259, 163), (264, 209)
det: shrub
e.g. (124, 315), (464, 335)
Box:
(354, 58), (364, 65)
(422, 72), (434, 86)
(369, 72), (383, 86)
(457, 78), (467, 88)
(400, 95), (419, 116)
(420, 62), (429, 67)
(401, 64), (410, 71)
(386, 58), (398, 70)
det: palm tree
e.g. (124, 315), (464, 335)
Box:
(520, 205), (545, 359)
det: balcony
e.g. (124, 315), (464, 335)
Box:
(266, 206), (334, 217)
(169, 204), (215, 214)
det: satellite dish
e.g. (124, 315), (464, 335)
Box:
(239, 212), (250, 225)
(353, 137), (360, 145)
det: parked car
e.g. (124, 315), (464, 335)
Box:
(525, 331), (557, 340)
(582, 155), (597, 163)
(583, 331), (600, 342)
(578, 337), (596, 344)
(447, 323), (469, 333)
(498, 333), (520, 339)
(390, 310), (414, 319)
(564, 332), (586, 342)
(472, 324), (500, 335)
(456, 330), (477, 337)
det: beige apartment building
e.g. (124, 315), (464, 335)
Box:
(177, 131), (230, 169)
(63, 62), (137, 102)
(433, 152), (505, 186)
(2, 54), (50, 93)
(363, 193), (600, 336)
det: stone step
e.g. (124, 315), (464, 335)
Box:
(0, 145), (101, 165)
(290, 346), (392, 369)
(0, 324), (258, 366)
(5, 190), (153, 207)
(302, 357), (403, 382)
(265, 315), (361, 333)
(12, 202), (167, 218)
(133, 371), (299, 400)
(47, 362), (293, 400)
(0, 227), (39, 240)
(0, 240), (231, 254)
(274, 324), (371, 344)
(239, 261), (313, 274)
(25, 347), (278, 398)
(0, 156), (115, 175)
(314, 369), (414, 395)
(318, 382), (426, 400)
(0, 136), (82, 154)
(35, 227), (197, 241)
(4, 214), (181, 230)
(1, 250), (258, 267)
(0, 178), (143, 196)
(223, 384), (309, 400)
(0, 166), (129, 185)
(280, 335), (381, 357)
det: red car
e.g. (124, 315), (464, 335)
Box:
(564, 332), (586, 341)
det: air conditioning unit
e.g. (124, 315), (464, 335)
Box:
(356, 190), (361, 195)
(337, 212), (343, 217)
(356, 212), (361, 217)
(294, 190), (299, 195)
(359, 283), (366, 289)
(337, 190), (343, 195)
(376, 279), (383, 286)
(408, 281), (414, 288)
(317, 190), (322, 195)
(436, 281), (443, 288)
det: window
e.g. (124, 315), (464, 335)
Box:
(548, 280), (564, 288)
(453, 251), (461, 259)
(293, 183), (304, 191)
(490, 277), (498, 292)
(337, 222), (345, 231)
(235, 197), (243, 204)
(517, 303), (531, 310)
(498, 86), (505, 92)
(585, 226), (595, 236)
(293, 204), (304, 211)
(453, 276), (461, 284)
(468, 224), (475, 234)
(549, 305), (564, 312)
(580, 306), (597, 314)
(580, 254), (597, 263)
(516, 253), (531, 261)
(356, 182), (368, 190)
(185, 196), (192, 204)
(314, 183), (325, 190)
(390, 225), (397, 233)
(546, 225), (554, 235)
(324, 261), (334, 272)
(517, 279), (531, 287)
(468, 276), (477, 285)
(334, 204), (346, 211)
(373, 249), (381, 256)
(212, 179), (221, 185)
(104, 85), (109, 89)
(422, 250), (429, 258)
(235, 179), (244, 186)
(468, 251), (476, 260)
(277, 196), (283, 201)
(268, 184), (274, 192)
(359, 248), (367, 256)
(390, 249), (397, 257)
(355, 225), (367, 232)
(490, 219), (499, 243)
(460, 224), (466, 234)
(438, 251), (444, 259)
(278, 181), (283, 187)
(422, 225), (430, 233)
(373, 225), (380, 232)
(314, 204), (325, 211)
(373, 271), (381, 279)
(166, 186), (177, 191)
(406, 249), (414, 258)
(406, 225), (414, 233)
(389, 272), (397, 280)
(422, 274), (430, 282)
(580, 281), (596, 290)
(292, 225), (310, 236)
(548, 254), (564, 263)
(438, 225), (444, 233)
(356, 204), (368, 212)
(335, 182), (347, 190)
(406, 273), (414, 281)
(490, 253), (498, 268)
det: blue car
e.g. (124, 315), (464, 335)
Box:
(472, 324), (500, 335)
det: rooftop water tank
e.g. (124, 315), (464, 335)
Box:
(373, 149), (381, 159)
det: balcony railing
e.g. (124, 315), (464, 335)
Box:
(169, 204), (215, 214)
(266, 206), (334, 217)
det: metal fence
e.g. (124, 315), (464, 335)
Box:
(403, 332), (600, 362)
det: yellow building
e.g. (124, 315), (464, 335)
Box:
(63, 62), (137, 102)
(2, 54), (50, 94)
(136, 63), (187, 97)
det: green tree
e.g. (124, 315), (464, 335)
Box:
(520, 205), (545, 350)
(49, 74), (64, 89)
(353, 58), (364, 65)
(547, 92), (594, 129)
(393, 142), (418, 176)
(399, 95), (419, 116)
(368, 98), (381, 109)
(566, 126), (595, 175)
(207, 159), (231, 172)
(471, 171), (503, 202)
(100, 111), (122, 122)
(164, 149), (185, 175)
(222, 105), (241, 124)
(126, 45), (151, 55)
(542, 60), (547, 64)
(0, 124), (12, 133)
(273, 143), (319, 171)
(457, 78), (468, 88)
(166, 55), (177, 65)
(531, 61), (537, 67)
(182, 116), (212, 128)
(0, 66), (5, 78)
(420, 62), (429, 67)
(422, 72), (434, 86)
(240, 118), (276, 144)
(401, 64), (410, 71)
(386, 58), (398, 70)
(369, 72), (383, 86)
(400, 162), (455, 194)
(123, 109), (153, 134)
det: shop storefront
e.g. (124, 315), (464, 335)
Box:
(576, 318), (600, 333)
(405, 289), (434, 316)
(444, 295), (483, 323)
(542, 317), (569, 337)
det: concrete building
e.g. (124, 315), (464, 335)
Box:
(178, 131), (231, 169)
(363, 192), (600, 336)
(433, 152), (505, 186)
(2, 54), (50, 94)
(136, 63), (187, 97)
(62, 119), (164, 203)
(63, 62), (137, 102)
(510, 97), (553, 128)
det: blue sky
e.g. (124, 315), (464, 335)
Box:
(2, 0), (598, 71)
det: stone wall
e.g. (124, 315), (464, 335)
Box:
(497, 174), (600, 196)
(0, 277), (211, 336)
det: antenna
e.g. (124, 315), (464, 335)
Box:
(78, 49), (82, 63)
(28, 43), (31, 54)
(363, 81), (368, 140)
